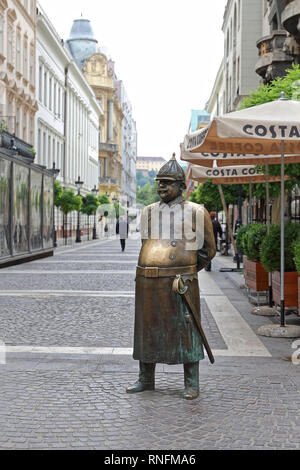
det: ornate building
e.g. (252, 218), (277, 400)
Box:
(66, 19), (128, 202)
(35, 4), (102, 194)
(255, 0), (294, 83)
(0, 0), (38, 145)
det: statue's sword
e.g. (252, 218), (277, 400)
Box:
(172, 275), (215, 365)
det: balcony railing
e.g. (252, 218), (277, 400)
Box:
(99, 142), (119, 153)
(0, 130), (35, 162)
(255, 30), (293, 83)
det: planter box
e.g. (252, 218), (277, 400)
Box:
(272, 271), (298, 308)
(244, 258), (268, 292)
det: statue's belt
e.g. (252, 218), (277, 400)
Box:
(136, 265), (197, 278)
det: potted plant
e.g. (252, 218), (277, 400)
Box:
(242, 223), (268, 292)
(261, 223), (300, 308)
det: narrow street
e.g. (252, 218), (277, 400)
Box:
(0, 236), (299, 450)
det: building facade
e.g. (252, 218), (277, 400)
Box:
(136, 156), (166, 174)
(222, 0), (262, 112)
(66, 18), (137, 204)
(0, 0), (38, 145)
(255, 0), (293, 83)
(256, 0), (300, 84)
(117, 82), (137, 207)
(35, 5), (102, 194)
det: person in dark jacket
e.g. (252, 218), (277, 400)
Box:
(205, 212), (223, 272)
(116, 216), (129, 252)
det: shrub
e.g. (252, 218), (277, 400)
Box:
(236, 224), (251, 254)
(245, 223), (268, 261)
(293, 238), (300, 274)
(261, 223), (300, 273)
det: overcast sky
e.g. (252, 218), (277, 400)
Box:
(39, 0), (227, 159)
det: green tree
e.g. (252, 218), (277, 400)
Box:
(57, 189), (82, 244)
(136, 181), (160, 206)
(81, 194), (100, 240)
(54, 180), (63, 208)
(189, 180), (245, 213)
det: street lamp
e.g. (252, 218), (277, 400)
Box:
(75, 176), (84, 243)
(51, 162), (60, 248)
(91, 185), (98, 240)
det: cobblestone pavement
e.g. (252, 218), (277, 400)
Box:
(0, 237), (300, 450)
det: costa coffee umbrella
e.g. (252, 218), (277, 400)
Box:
(189, 164), (288, 272)
(182, 94), (300, 337)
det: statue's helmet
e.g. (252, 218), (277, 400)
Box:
(155, 153), (186, 182)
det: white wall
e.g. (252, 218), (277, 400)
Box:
(35, 2), (102, 195)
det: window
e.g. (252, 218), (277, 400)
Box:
(54, 83), (57, 114)
(7, 100), (12, 132)
(57, 141), (60, 169)
(16, 32), (21, 72)
(16, 106), (20, 137)
(43, 132), (46, 165)
(0, 15), (3, 56)
(44, 71), (47, 106)
(38, 65), (42, 101)
(58, 87), (61, 117)
(7, 25), (13, 64)
(30, 0), (34, 17)
(23, 40), (28, 79)
(38, 129), (41, 157)
(49, 76), (52, 111)
(23, 110), (27, 141)
(29, 116), (33, 144)
(48, 135), (51, 168)
(29, 47), (34, 84)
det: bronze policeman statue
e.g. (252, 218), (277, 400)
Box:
(126, 154), (216, 399)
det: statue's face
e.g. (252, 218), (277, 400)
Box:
(157, 179), (181, 203)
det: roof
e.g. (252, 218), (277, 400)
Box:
(137, 156), (167, 162)
(66, 18), (100, 69)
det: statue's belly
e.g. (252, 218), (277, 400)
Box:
(138, 239), (197, 267)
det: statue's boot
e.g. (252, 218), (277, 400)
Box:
(126, 362), (156, 394)
(183, 362), (199, 400)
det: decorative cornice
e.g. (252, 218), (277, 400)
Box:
(7, 8), (17, 23)
(0, 0), (8, 12)
(0, 72), (9, 84)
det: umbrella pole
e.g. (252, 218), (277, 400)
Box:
(265, 161), (273, 308)
(280, 140), (285, 327)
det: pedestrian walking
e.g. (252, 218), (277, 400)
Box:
(205, 212), (223, 272)
(126, 154), (216, 400)
(116, 216), (129, 252)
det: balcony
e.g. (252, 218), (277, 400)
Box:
(99, 177), (118, 186)
(0, 130), (35, 162)
(99, 142), (119, 153)
(255, 30), (293, 83)
(282, 0), (300, 42)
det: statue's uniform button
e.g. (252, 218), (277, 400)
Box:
(171, 241), (177, 247)
(169, 254), (176, 261)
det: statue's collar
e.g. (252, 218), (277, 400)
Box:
(159, 195), (184, 208)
